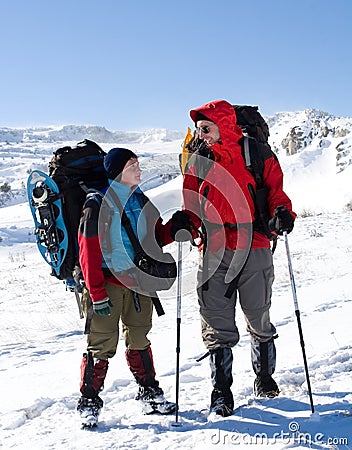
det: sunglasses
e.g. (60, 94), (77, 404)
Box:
(197, 125), (211, 134)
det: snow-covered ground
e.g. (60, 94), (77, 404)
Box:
(0, 131), (352, 449)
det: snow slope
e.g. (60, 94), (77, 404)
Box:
(0, 184), (351, 449)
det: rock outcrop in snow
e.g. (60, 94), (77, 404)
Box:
(267, 109), (352, 173)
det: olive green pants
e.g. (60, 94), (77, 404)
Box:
(81, 283), (153, 360)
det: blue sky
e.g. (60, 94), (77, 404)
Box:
(0, 0), (351, 132)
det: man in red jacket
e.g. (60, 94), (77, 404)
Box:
(170, 100), (296, 417)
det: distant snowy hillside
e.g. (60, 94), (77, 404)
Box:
(0, 128), (184, 207)
(1, 109), (352, 213)
(0, 125), (184, 144)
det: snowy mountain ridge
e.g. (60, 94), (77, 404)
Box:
(0, 125), (185, 144)
(1, 108), (352, 213)
(1, 107), (351, 172)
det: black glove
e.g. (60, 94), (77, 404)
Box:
(268, 206), (294, 235)
(170, 211), (193, 242)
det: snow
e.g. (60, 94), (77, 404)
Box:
(0, 127), (352, 449)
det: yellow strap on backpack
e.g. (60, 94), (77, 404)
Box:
(180, 127), (194, 175)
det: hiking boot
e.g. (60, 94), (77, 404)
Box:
(77, 395), (103, 429)
(136, 385), (176, 415)
(210, 388), (234, 417)
(209, 347), (234, 416)
(254, 374), (280, 398)
(79, 352), (109, 399)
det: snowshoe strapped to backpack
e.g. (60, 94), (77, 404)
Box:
(28, 139), (108, 283)
(48, 139), (108, 280)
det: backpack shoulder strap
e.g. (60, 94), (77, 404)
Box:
(82, 190), (105, 213)
(241, 137), (278, 249)
(242, 136), (265, 188)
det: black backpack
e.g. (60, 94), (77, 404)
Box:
(185, 105), (277, 240)
(48, 139), (108, 281)
(233, 105), (270, 143)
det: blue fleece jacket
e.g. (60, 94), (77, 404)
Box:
(102, 180), (147, 272)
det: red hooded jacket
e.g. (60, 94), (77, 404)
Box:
(183, 100), (296, 252)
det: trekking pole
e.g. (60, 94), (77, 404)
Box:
(283, 231), (315, 414)
(74, 287), (84, 319)
(174, 241), (183, 425)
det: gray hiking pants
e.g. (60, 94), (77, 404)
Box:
(198, 248), (276, 350)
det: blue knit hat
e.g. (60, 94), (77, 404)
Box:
(104, 147), (137, 180)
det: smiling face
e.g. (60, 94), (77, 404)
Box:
(120, 157), (142, 188)
(196, 120), (221, 146)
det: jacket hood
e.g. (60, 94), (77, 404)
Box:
(190, 99), (243, 145)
